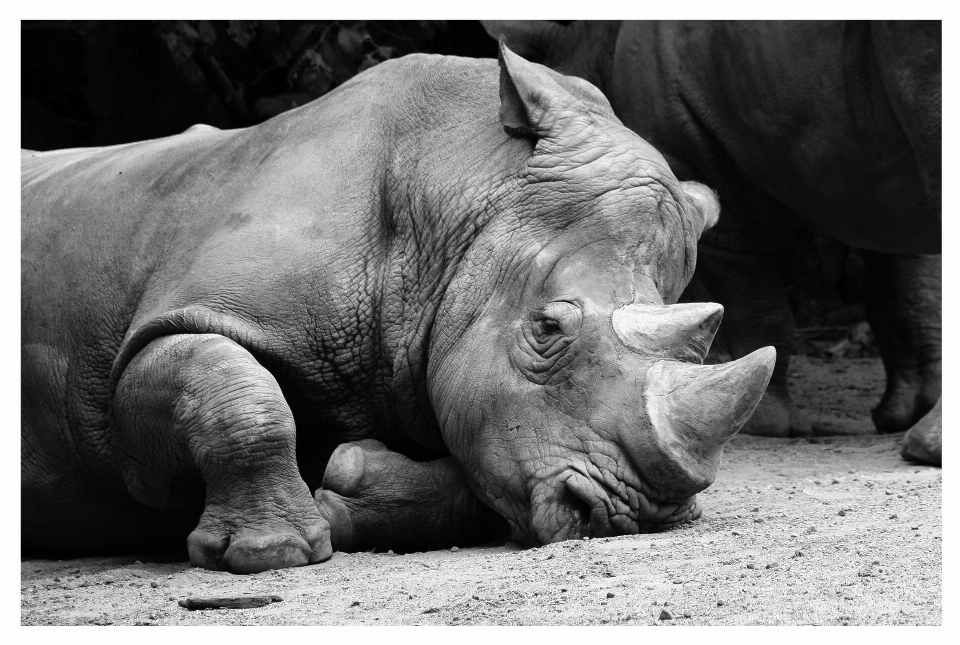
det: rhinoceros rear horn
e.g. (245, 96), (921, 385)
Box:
(612, 302), (724, 363)
(497, 41), (576, 139)
(641, 347), (776, 498)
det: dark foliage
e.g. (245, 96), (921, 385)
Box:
(22, 20), (497, 150)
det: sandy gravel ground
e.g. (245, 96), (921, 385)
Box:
(20, 355), (942, 626)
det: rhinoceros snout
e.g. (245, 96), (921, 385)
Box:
(528, 470), (618, 544)
(640, 346), (776, 498)
(611, 301), (775, 499)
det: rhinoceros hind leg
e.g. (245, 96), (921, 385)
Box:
(863, 251), (941, 435)
(315, 440), (507, 553)
(901, 398), (941, 466)
(739, 379), (813, 438)
(695, 226), (812, 438)
(114, 334), (332, 573)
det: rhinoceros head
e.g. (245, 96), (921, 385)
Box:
(427, 45), (774, 545)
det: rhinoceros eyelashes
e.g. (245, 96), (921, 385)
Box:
(509, 302), (583, 384)
(533, 301), (582, 343)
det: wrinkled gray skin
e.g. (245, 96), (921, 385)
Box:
(485, 21), (942, 465)
(22, 46), (774, 574)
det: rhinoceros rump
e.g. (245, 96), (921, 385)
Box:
(22, 44), (773, 573)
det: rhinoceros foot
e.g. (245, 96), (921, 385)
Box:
(901, 399), (941, 467)
(187, 479), (333, 574)
(872, 381), (941, 436)
(738, 381), (813, 438)
(316, 440), (507, 553)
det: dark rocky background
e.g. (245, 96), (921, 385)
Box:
(21, 20), (871, 354)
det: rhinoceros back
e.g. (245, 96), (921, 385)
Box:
(21, 54), (514, 533)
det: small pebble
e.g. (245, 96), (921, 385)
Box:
(838, 510), (846, 517)
(717, 600), (725, 606)
(746, 563), (756, 569)
(754, 518), (764, 523)
(351, 601), (360, 606)
(751, 507), (760, 512)
(606, 592), (615, 598)
(765, 563), (777, 569)
(583, 536), (590, 541)
(422, 607), (440, 614)
(683, 612), (692, 618)
(151, 581), (159, 588)
(831, 479), (840, 484)
(795, 551), (803, 557)
(872, 560), (880, 565)
(451, 546), (459, 552)
(659, 609), (672, 621)
(806, 526), (817, 534)
(889, 514), (898, 520)
(387, 550), (395, 556)
(731, 531), (740, 536)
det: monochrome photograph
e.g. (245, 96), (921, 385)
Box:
(19, 7), (942, 628)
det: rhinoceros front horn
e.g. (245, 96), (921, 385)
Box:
(640, 346), (776, 499)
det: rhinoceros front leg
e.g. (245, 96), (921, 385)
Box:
(695, 227), (812, 438)
(113, 334), (332, 573)
(315, 439), (507, 552)
(862, 251), (941, 441)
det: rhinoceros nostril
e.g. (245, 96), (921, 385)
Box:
(558, 482), (594, 538)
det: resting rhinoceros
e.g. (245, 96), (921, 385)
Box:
(484, 20), (942, 465)
(22, 44), (775, 574)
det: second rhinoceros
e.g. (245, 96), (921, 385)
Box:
(21, 45), (774, 573)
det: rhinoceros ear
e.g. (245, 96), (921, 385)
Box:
(498, 40), (573, 139)
(681, 181), (721, 235)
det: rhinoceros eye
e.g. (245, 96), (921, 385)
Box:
(533, 301), (583, 342)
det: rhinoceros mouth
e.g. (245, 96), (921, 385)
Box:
(528, 468), (628, 543)
(527, 465), (701, 544)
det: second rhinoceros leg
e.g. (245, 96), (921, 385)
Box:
(902, 399), (941, 466)
(315, 439), (507, 552)
(113, 334), (332, 573)
(862, 251), (941, 442)
(695, 226), (812, 438)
